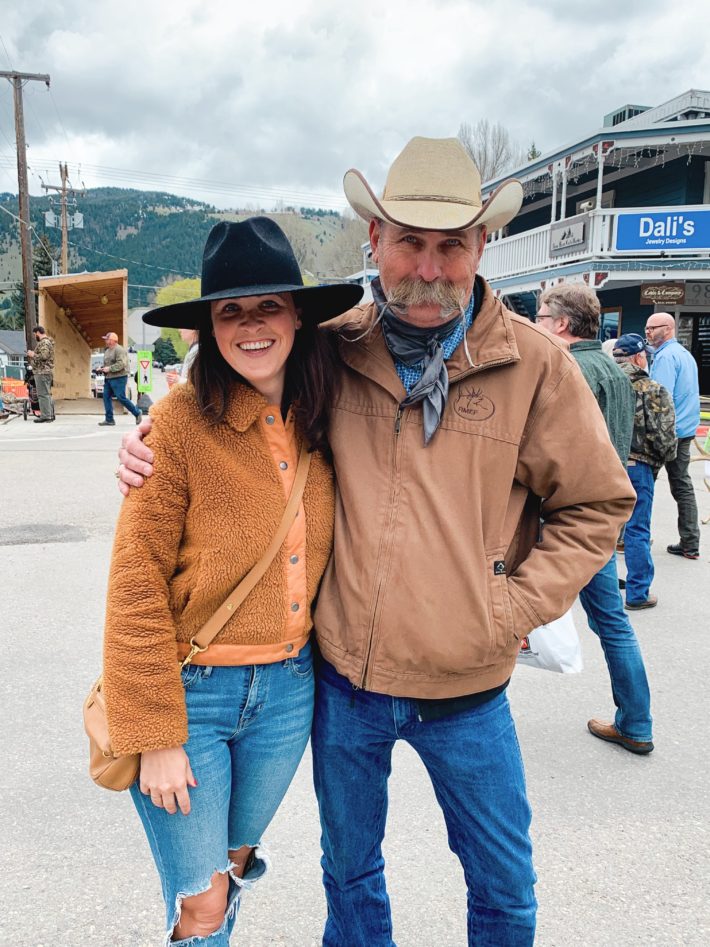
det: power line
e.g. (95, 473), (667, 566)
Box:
(0, 154), (348, 208)
(0, 34), (14, 70)
(47, 87), (73, 155)
(1, 200), (198, 276)
(71, 158), (345, 200)
(22, 83), (52, 145)
(67, 237), (200, 277)
(0, 203), (57, 265)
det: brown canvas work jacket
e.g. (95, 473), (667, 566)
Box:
(315, 278), (636, 699)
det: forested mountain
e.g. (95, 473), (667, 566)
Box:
(0, 188), (368, 313)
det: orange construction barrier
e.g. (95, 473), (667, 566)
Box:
(1, 377), (29, 400)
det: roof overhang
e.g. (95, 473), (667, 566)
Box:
(38, 270), (128, 349)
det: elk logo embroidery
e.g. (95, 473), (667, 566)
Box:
(454, 386), (495, 421)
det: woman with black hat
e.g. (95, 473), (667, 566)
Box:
(102, 217), (362, 945)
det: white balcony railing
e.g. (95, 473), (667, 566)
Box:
(479, 205), (708, 283)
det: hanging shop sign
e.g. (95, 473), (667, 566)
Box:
(615, 209), (710, 252)
(639, 283), (686, 305)
(549, 214), (589, 257)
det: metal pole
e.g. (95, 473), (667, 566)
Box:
(60, 162), (69, 273)
(12, 77), (36, 351)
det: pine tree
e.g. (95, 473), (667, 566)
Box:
(153, 336), (179, 365)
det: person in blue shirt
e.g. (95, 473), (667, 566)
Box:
(645, 313), (700, 559)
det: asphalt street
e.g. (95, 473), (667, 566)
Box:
(1, 394), (708, 946)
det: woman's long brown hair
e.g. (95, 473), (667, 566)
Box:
(190, 305), (339, 459)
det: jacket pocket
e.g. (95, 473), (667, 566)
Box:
(169, 552), (202, 618)
(485, 555), (516, 656)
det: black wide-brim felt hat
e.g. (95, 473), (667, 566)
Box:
(142, 216), (364, 329)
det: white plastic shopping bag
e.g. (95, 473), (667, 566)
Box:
(516, 608), (583, 674)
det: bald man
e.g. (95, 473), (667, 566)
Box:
(644, 313), (700, 559)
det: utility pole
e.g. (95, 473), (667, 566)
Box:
(42, 162), (77, 274)
(0, 70), (51, 353)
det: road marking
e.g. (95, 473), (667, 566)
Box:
(0, 430), (108, 445)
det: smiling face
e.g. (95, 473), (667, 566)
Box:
(210, 293), (301, 405)
(370, 220), (485, 327)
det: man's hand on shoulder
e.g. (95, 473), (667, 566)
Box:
(117, 416), (155, 497)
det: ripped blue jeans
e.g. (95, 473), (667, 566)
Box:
(130, 642), (314, 946)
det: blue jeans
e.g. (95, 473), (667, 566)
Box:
(624, 461), (655, 604)
(311, 659), (537, 946)
(130, 643), (314, 946)
(578, 557), (652, 742)
(103, 374), (140, 421)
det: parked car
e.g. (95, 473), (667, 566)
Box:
(152, 360), (164, 370)
(90, 370), (105, 398)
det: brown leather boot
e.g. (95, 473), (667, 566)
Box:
(587, 719), (653, 754)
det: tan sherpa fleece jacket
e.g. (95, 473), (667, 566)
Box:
(103, 383), (334, 754)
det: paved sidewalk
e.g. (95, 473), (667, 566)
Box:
(1, 420), (708, 946)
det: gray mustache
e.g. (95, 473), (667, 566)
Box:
(387, 279), (465, 312)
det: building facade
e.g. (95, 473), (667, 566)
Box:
(479, 89), (710, 396)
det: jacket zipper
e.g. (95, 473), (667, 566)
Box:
(359, 405), (406, 688)
(356, 355), (514, 689)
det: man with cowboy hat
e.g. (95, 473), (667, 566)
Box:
(118, 137), (635, 945)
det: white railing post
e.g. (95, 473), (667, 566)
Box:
(560, 163), (568, 221)
(550, 166), (558, 224)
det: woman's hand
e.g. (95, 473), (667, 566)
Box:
(139, 746), (197, 815)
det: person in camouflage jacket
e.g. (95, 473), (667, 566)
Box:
(613, 333), (676, 609)
(26, 325), (55, 422)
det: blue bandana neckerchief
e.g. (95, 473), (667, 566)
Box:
(371, 278), (477, 445)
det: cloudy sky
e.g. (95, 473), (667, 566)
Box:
(1, 0), (710, 210)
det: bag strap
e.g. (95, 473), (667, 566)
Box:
(181, 442), (311, 667)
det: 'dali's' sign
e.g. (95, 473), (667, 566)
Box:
(639, 283), (686, 305)
(616, 209), (710, 252)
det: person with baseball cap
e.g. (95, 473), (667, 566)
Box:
(97, 331), (142, 426)
(118, 138), (636, 944)
(612, 333), (677, 608)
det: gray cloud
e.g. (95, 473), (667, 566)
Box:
(1, 0), (709, 207)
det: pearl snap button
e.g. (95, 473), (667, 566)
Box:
(285, 643), (294, 653)
(279, 461), (288, 470)
(290, 602), (300, 612)
(265, 415), (275, 424)
(290, 555), (299, 564)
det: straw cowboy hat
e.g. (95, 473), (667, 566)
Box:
(143, 217), (363, 329)
(344, 136), (523, 233)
